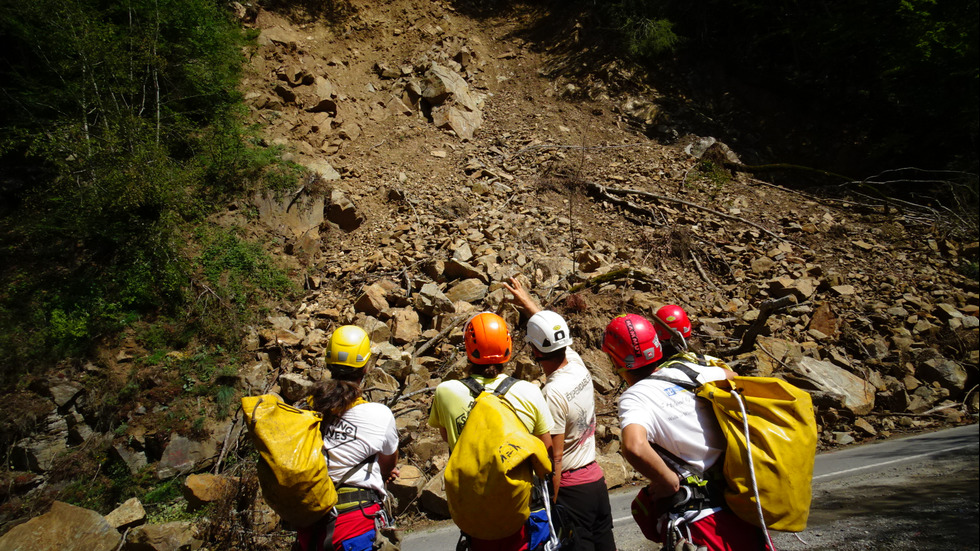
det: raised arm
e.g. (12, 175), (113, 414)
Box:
(502, 276), (543, 316)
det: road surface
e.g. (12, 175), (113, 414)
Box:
(401, 423), (979, 550)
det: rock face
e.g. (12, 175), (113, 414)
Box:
(0, 501), (122, 551)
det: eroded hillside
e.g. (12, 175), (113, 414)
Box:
(1, 0), (976, 547)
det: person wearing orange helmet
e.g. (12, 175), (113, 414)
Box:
(602, 314), (770, 551)
(427, 312), (555, 551)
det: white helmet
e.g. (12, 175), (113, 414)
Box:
(526, 310), (573, 353)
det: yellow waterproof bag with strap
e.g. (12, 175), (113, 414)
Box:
(444, 377), (552, 540)
(241, 394), (338, 527)
(699, 375), (816, 532)
(654, 355), (817, 532)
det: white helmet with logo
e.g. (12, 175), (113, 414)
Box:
(526, 310), (573, 353)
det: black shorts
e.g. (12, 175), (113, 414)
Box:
(555, 477), (617, 551)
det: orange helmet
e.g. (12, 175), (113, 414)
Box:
(655, 304), (692, 340)
(465, 312), (512, 365)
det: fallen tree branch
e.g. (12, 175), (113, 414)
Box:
(588, 182), (794, 245)
(507, 141), (655, 160)
(691, 253), (718, 290)
(718, 295), (797, 357)
(589, 184), (666, 225)
(414, 314), (467, 358)
(723, 161), (852, 184)
(564, 267), (665, 295)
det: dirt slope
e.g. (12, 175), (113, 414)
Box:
(2, 0), (976, 544)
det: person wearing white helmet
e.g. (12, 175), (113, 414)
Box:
(503, 277), (617, 551)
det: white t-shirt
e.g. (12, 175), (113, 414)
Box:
(617, 362), (729, 475)
(543, 348), (597, 471)
(322, 401), (398, 495)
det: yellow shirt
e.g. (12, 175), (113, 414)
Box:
(428, 373), (554, 451)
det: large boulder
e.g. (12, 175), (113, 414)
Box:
(125, 521), (202, 551)
(156, 435), (218, 479)
(105, 497), (146, 531)
(0, 501), (122, 551)
(419, 469), (450, 519)
(784, 357), (876, 415)
(389, 464), (426, 516)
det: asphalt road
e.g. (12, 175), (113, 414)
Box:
(401, 423), (979, 550)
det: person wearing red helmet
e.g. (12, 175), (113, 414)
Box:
(602, 314), (771, 551)
(655, 304), (693, 340)
(427, 312), (555, 551)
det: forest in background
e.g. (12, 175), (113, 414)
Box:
(0, 0), (976, 538)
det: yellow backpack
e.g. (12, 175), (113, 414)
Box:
(443, 377), (552, 541)
(241, 394), (338, 527)
(652, 354), (817, 532)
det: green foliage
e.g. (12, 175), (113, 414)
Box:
(196, 226), (295, 305)
(0, 0), (296, 378)
(694, 160), (731, 197)
(623, 17), (680, 58)
(143, 477), (184, 505)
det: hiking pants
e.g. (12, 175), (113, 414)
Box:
(294, 503), (382, 551)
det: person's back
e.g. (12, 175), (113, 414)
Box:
(604, 313), (771, 551)
(430, 372), (553, 452)
(427, 312), (555, 551)
(294, 325), (400, 551)
(504, 277), (618, 551)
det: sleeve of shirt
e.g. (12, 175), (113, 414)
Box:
(544, 386), (568, 435)
(381, 406), (399, 455)
(618, 390), (649, 431)
(429, 384), (450, 429)
(528, 386), (555, 436)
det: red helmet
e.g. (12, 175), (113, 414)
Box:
(602, 314), (662, 370)
(465, 312), (512, 365)
(655, 304), (692, 340)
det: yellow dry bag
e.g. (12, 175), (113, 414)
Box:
(241, 394), (338, 527)
(653, 355), (817, 532)
(443, 377), (552, 541)
(700, 376), (817, 532)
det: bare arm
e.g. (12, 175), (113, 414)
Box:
(502, 276), (542, 316)
(535, 431), (555, 478)
(550, 433), (565, 502)
(621, 424), (681, 499)
(378, 450), (400, 483)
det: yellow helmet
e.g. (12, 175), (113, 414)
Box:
(326, 325), (371, 368)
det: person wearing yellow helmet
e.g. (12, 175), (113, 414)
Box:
(295, 325), (400, 551)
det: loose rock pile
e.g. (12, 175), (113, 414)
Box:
(1, 0), (976, 547)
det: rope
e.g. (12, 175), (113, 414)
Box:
(540, 478), (561, 551)
(733, 390), (774, 550)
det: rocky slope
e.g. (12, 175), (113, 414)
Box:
(2, 0), (977, 548)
